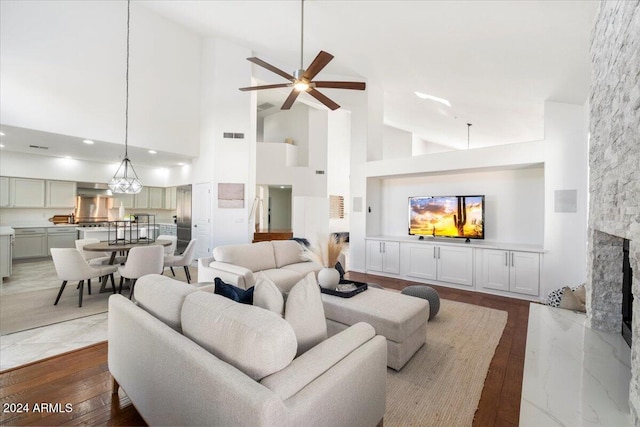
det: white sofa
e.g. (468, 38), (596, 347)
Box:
(108, 274), (387, 427)
(198, 240), (323, 292)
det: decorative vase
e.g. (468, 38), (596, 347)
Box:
(318, 267), (340, 290)
(118, 202), (125, 220)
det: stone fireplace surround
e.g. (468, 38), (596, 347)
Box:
(587, 1), (640, 423)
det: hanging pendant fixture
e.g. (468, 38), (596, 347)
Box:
(108, 0), (142, 194)
(467, 123), (472, 150)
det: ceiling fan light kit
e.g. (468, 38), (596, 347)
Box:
(239, 0), (365, 110)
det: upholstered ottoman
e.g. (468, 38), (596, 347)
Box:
(321, 288), (429, 370)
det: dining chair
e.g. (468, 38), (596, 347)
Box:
(118, 245), (164, 299)
(75, 238), (126, 266)
(157, 235), (178, 257)
(163, 239), (197, 283)
(50, 248), (119, 307)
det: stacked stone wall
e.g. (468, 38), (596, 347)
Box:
(588, 0), (640, 422)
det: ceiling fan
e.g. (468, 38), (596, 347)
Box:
(239, 0), (365, 111)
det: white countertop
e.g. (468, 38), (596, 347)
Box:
(0, 226), (15, 236)
(7, 223), (77, 228)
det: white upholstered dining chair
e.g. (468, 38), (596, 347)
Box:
(50, 248), (119, 307)
(118, 245), (164, 299)
(157, 235), (177, 256)
(163, 239), (197, 283)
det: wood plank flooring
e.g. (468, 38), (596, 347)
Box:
(0, 272), (530, 426)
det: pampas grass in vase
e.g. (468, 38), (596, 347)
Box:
(303, 235), (345, 289)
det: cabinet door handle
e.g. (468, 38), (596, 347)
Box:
(437, 247), (441, 259)
(383, 242), (386, 253)
(433, 247), (436, 259)
(511, 253), (514, 267)
(505, 252), (508, 266)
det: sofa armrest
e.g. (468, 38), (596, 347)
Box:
(198, 261), (255, 289)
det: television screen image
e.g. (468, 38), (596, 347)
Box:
(409, 195), (484, 239)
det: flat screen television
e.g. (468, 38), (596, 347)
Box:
(408, 195), (485, 240)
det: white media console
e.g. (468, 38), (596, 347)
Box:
(365, 236), (545, 301)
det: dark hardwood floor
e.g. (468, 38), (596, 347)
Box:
(0, 272), (530, 426)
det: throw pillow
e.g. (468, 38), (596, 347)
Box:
(573, 284), (586, 304)
(285, 271), (328, 356)
(214, 277), (254, 305)
(559, 286), (586, 312)
(254, 273), (285, 317)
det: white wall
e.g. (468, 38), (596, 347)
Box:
(412, 135), (455, 155)
(0, 1), (201, 157)
(263, 105), (309, 166)
(191, 38), (256, 250)
(377, 167), (545, 244)
(0, 150), (189, 187)
(327, 110), (351, 233)
(542, 102), (589, 296)
(383, 125), (412, 160)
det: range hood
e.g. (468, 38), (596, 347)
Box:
(76, 182), (113, 197)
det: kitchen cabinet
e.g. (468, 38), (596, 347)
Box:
(164, 187), (177, 210)
(13, 228), (48, 259)
(477, 249), (540, 296)
(0, 228), (14, 282)
(159, 224), (177, 236)
(10, 178), (45, 207)
(149, 187), (164, 209)
(134, 187), (150, 209)
(46, 180), (76, 208)
(366, 240), (400, 274)
(113, 193), (134, 209)
(46, 227), (77, 254)
(0, 177), (9, 207)
(402, 242), (474, 287)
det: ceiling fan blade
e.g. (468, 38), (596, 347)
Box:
(281, 88), (301, 110)
(247, 57), (295, 81)
(239, 83), (292, 92)
(314, 81), (366, 90)
(307, 88), (340, 111)
(303, 51), (334, 81)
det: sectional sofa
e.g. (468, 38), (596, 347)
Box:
(108, 274), (387, 427)
(198, 240), (323, 292)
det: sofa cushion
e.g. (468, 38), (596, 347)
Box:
(181, 292), (297, 380)
(133, 274), (198, 332)
(271, 240), (304, 268)
(280, 262), (322, 280)
(261, 268), (305, 293)
(214, 277), (254, 304)
(213, 241), (276, 273)
(285, 272), (327, 356)
(254, 274), (285, 316)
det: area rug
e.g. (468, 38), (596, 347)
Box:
(385, 298), (508, 427)
(1, 259), (197, 335)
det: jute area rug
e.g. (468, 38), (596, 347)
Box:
(1, 259), (196, 335)
(385, 298), (508, 427)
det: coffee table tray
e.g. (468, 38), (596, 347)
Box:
(320, 280), (368, 298)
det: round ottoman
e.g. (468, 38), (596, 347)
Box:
(401, 285), (440, 320)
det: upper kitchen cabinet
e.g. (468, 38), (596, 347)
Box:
(149, 187), (164, 209)
(164, 187), (177, 210)
(134, 187), (150, 209)
(0, 177), (9, 207)
(9, 178), (45, 207)
(46, 180), (76, 208)
(113, 193), (134, 209)
(133, 187), (164, 209)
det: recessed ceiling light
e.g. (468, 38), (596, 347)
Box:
(83, 139), (94, 144)
(0, 132), (5, 136)
(0, 144), (4, 148)
(64, 156), (72, 159)
(148, 150), (157, 154)
(177, 162), (185, 166)
(415, 91), (451, 107)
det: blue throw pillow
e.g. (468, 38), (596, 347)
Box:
(214, 278), (254, 304)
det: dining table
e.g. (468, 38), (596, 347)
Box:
(83, 239), (172, 292)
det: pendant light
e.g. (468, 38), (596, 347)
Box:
(108, 0), (142, 194)
(467, 123), (472, 150)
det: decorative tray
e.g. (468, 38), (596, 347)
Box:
(320, 280), (368, 298)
